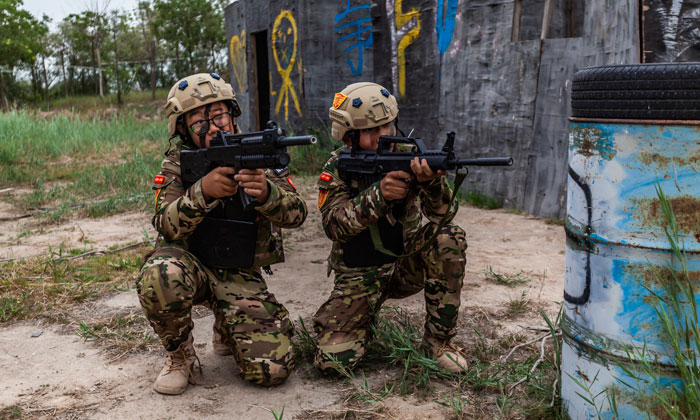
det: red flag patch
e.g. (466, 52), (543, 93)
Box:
(318, 189), (329, 209)
(319, 172), (332, 182)
(154, 175), (165, 184)
(286, 176), (296, 191)
(332, 92), (348, 109)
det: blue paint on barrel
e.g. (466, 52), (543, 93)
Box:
(562, 121), (700, 419)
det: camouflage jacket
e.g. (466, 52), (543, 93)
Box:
(151, 139), (307, 268)
(317, 148), (458, 274)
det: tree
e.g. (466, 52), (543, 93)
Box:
(152, 0), (227, 78)
(137, 1), (158, 100)
(0, 0), (47, 107)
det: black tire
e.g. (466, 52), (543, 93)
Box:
(571, 63), (700, 119)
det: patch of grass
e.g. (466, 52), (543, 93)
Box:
(0, 245), (148, 323)
(0, 295), (26, 323)
(545, 217), (565, 226)
(292, 317), (319, 371)
(4, 228), (47, 243)
(506, 291), (532, 317)
(0, 109), (163, 187)
(457, 189), (504, 209)
(362, 306), (455, 396)
(0, 404), (23, 419)
(303, 304), (562, 419)
(43, 89), (168, 115)
(287, 126), (339, 175)
(8, 150), (161, 220)
(76, 311), (159, 354)
(483, 266), (531, 287)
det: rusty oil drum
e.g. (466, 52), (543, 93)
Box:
(562, 63), (700, 419)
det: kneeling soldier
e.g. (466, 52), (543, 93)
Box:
(137, 73), (307, 394)
(314, 82), (468, 373)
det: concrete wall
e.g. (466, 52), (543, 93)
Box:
(225, 0), (642, 218)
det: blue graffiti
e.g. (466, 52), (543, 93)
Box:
(334, 0), (373, 76)
(436, 0), (458, 55)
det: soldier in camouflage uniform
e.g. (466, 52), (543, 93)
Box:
(313, 82), (468, 373)
(136, 73), (307, 394)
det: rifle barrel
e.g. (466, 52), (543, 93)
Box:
(278, 135), (317, 146)
(457, 157), (513, 167)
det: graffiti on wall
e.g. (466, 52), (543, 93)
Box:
(386, 0), (422, 100)
(229, 30), (247, 92)
(643, 0), (700, 62)
(271, 10), (302, 121)
(335, 0), (373, 76)
(436, 0), (457, 55)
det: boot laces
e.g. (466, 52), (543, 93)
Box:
(166, 347), (203, 385)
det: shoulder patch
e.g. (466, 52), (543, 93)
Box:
(318, 189), (330, 209)
(154, 188), (162, 213)
(320, 172), (332, 182)
(286, 176), (296, 191)
(154, 175), (165, 184)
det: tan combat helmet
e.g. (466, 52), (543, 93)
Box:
(165, 73), (241, 136)
(329, 82), (398, 142)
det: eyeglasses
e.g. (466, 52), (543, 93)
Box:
(189, 111), (232, 133)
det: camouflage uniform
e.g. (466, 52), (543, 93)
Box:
(137, 138), (307, 386)
(313, 149), (467, 371)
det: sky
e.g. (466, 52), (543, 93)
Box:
(21, 0), (141, 28)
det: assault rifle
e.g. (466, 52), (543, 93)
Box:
(181, 121), (316, 211)
(337, 131), (512, 184)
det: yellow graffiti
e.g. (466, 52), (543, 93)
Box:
(229, 30), (247, 92)
(271, 10), (301, 120)
(395, 0), (421, 99)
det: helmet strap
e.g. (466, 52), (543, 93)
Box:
(394, 118), (406, 137)
(176, 115), (195, 146)
(347, 130), (361, 151)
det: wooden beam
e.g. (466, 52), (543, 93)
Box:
(512, 0), (522, 42)
(541, 0), (555, 40)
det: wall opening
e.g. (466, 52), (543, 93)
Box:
(251, 30), (270, 130)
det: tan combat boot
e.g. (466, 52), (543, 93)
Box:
(423, 336), (468, 373)
(154, 333), (200, 395)
(212, 324), (233, 356)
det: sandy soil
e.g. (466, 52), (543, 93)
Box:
(0, 178), (565, 419)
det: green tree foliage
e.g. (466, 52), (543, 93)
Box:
(0, 0), (48, 106)
(1, 0), (229, 106)
(152, 0), (227, 78)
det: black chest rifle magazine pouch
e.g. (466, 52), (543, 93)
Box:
(342, 215), (404, 268)
(187, 194), (258, 269)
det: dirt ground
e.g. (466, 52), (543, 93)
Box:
(0, 178), (565, 419)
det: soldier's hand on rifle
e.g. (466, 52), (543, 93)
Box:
(201, 167), (238, 202)
(235, 169), (270, 204)
(410, 157), (446, 183)
(381, 170), (412, 201)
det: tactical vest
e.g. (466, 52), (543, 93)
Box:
(187, 193), (260, 268)
(341, 182), (406, 267)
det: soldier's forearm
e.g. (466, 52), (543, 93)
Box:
(257, 180), (308, 228)
(323, 182), (389, 242)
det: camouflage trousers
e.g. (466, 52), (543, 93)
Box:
(313, 222), (467, 372)
(136, 246), (294, 386)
